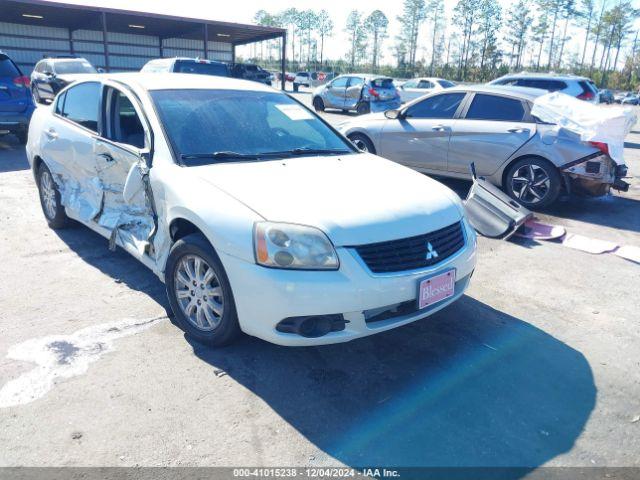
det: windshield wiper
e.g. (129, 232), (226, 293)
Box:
(180, 151), (262, 161)
(262, 148), (353, 157)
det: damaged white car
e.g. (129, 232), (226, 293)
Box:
(27, 73), (477, 346)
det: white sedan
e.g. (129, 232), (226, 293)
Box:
(399, 77), (456, 103)
(27, 73), (477, 346)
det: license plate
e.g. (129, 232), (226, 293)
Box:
(418, 269), (456, 310)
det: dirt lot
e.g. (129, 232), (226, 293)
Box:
(0, 103), (639, 470)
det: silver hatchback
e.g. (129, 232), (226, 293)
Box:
(340, 85), (629, 208)
(312, 74), (401, 115)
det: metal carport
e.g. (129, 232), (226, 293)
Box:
(0, 0), (287, 89)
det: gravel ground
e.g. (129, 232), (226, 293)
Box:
(0, 101), (639, 469)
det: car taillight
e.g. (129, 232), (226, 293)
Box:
(368, 87), (379, 98)
(577, 91), (595, 100)
(13, 76), (30, 88)
(589, 141), (609, 156)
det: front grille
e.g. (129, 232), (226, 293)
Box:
(352, 222), (465, 273)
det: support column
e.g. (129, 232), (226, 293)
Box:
(101, 12), (110, 72)
(203, 23), (208, 59)
(68, 28), (74, 56)
(159, 36), (164, 58)
(231, 43), (236, 66)
(280, 33), (286, 91)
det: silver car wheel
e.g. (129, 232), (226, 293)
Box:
(40, 169), (58, 219)
(174, 254), (224, 332)
(511, 164), (551, 204)
(352, 138), (369, 152)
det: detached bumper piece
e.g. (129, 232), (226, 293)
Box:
(464, 164), (533, 240)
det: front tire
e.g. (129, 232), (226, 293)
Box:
(348, 133), (376, 154)
(504, 157), (561, 209)
(37, 163), (69, 229)
(166, 233), (240, 347)
(313, 97), (325, 112)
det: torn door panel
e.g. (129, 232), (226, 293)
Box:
(47, 164), (103, 223)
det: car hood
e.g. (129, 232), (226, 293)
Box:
(191, 153), (463, 246)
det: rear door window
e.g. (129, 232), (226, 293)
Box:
(405, 92), (466, 119)
(417, 80), (435, 89)
(61, 82), (101, 132)
(465, 94), (525, 122)
(348, 77), (365, 88)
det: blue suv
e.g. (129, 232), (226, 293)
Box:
(0, 51), (34, 144)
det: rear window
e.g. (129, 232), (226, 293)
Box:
(174, 61), (228, 77)
(579, 80), (598, 94)
(371, 78), (394, 89)
(0, 56), (20, 77)
(437, 80), (455, 88)
(465, 94), (525, 122)
(297, 72), (309, 77)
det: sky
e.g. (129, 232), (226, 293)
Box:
(46, 0), (640, 68)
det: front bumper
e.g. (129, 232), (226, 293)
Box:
(219, 220), (477, 346)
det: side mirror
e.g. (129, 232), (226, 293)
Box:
(44, 71), (54, 77)
(97, 67), (105, 73)
(385, 109), (402, 120)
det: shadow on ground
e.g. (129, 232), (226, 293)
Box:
(53, 225), (170, 311)
(0, 136), (30, 173)
(188, 296), (596, 472)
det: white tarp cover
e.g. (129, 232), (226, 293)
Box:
(530, 92), (637, 166)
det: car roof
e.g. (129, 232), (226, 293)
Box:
(74, 72), (276, 92)
(494, 72), (592, 82)
(340, 73), (392, 80)
(444, 84), (548, 100)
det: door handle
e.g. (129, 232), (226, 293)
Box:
(432, 125), (450, 132)
(97, 153), (114, 162)
(508, 128), (530, 134)
(45, 128), (58, 140)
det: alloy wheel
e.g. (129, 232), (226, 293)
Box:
(510, 164), (551, 204)
(174, 254), (224, 331)
(40, 170), (57, 220)
(351, 138), (369, 152)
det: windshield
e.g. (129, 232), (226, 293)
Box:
(174, 61), (228, 77)
(150, 89), (355, 164)
(54, 60), (97, 74)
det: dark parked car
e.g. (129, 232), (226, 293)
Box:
(599, 89), (614, 104)
(141, 57), (230, 77)
(0, 50), (34, 144)
(31, 57), (97, 104)
(231, 64), (271, 85)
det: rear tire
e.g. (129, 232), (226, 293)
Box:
(293, 83), (299, 92)
(37, 162), (69, 229)
(348, 133), (376, 154)
(166, 233), (241, 347)
(313, 97), (325, 112)
(356, 102), (370, 115)
(504, 157), (561, 209)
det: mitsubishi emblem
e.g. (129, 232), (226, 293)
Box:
(426, 242), (439, 260)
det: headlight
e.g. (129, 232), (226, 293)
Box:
(254, 222), (339, 270)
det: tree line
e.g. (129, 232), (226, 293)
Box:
(251, 0), (640, 90)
